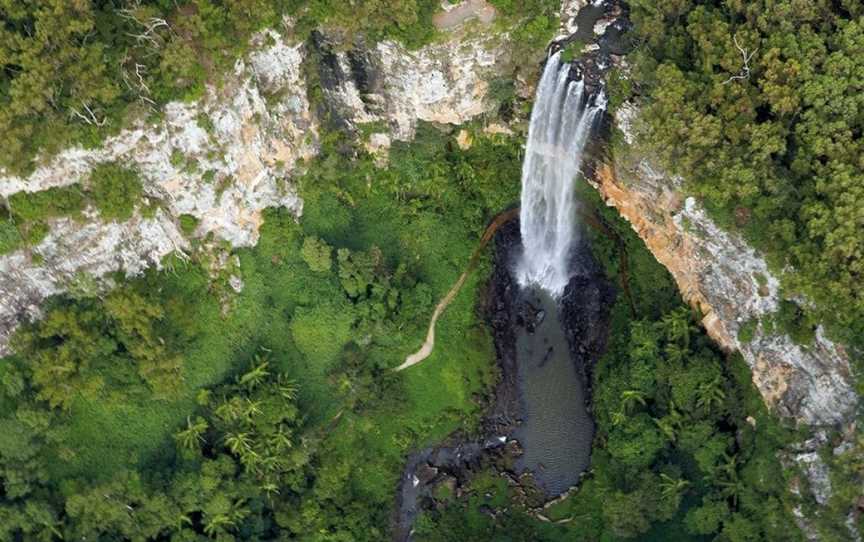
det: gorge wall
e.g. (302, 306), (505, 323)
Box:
(596, 104), (857, 429)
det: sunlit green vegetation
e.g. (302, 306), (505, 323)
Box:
(89, 163), (144, 221)
(1, 184), (88, 251)
(623, 0), (864, 351)
(0, 124), (522, 539)
(489, 0), (561, 61)
(289, 0), (441, 48)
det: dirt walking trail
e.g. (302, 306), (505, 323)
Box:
(396, 207), (519, 371)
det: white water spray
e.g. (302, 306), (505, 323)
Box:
(517, 51), (606, 296)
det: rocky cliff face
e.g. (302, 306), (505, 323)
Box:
(595, 105), (860, 537)
(313, 31), (508, 141)
(0, 19), (511, 355)
(595, 104), (857, 429)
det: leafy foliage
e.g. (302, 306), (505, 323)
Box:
(489, 0), (560, 61)
(300, 235), (332, 272)
(179, 213), (200, 235)
(625, 0), (864, 349)
(8, 185), (87, 223)
(89, 163), (144, 221)
(11, 285), (185, 409)
(0, 216), (23, 255)
(0, 122), (519, 539)
(288, 0), (441, 49)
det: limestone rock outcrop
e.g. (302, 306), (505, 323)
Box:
(313, 31), (509, 140)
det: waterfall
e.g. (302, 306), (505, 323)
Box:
(517, 51), (606, 296)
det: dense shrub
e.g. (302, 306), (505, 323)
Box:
(89, 163), (143, 221)
(0, 216), (23, 255)
(301, 235), (333, 272)
(289, 303), (355, 368)
(179, 214), (200, 236)
(8, 185), (87, 222)
(625, 0), (864, 349)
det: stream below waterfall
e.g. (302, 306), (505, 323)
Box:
(393, 222), (614, 541)
(513, 287), (593, 496)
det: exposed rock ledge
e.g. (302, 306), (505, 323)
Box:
(0, 23), (510, 355)
(592, 103), (857, 428)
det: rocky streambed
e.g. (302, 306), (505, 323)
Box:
(393, 219), (615, 541)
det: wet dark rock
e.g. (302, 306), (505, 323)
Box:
(539, 346), (554, 368)
(417, 463), (439, 484)
(552, 0), (632, 94)
(505, 439), (523, 457)
(559, 238), (617, 405)
(307, 32), (382, 130)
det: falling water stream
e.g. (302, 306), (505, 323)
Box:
(518, 51), (606, 296)
(512, 51), (606, 495)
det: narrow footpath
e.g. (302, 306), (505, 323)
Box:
(396, 207), (519, 371)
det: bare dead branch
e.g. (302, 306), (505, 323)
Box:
(116, 7), (170, 49)
(723, 35), (758, 85)
(70, 103), (108, 127)
(134, 63), (151, 95)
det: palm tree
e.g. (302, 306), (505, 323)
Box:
(662, 308), (692, 348)
(664, 342), (688, 364)
(175, 513), (193, 530)
(707, 453), (744, 507)
(215, 396), (246, 423)
(203, 514), (232, 537)
(238, 355), (270, 390)
(620, 390), (647, 413)
(202, 500), (250, 539)
(225, 432), (253, 456)
(277, 374), (299, 401)
(174, 416), (208, 451)
(629, 323), (659, 360)
(696, 376), (726, 411)
(261, 480), (281, 500)
(243, 398), (262, 420)
(654, 417), (678, 442)
(654, 401), (684, 442)
(659, 473), (690, 501)
(273, 426), (294, 451)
